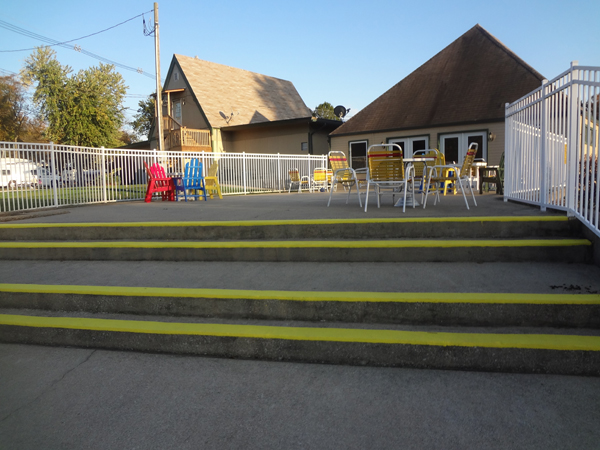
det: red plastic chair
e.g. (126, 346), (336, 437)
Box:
(144, 162), (175, 203)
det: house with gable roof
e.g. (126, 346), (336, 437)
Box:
(150, 55), (341, 156)
(329, 25), (545, 169)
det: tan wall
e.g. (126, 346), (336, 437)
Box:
(331, 122), (505, 166)
(222, 124), (309, 154)
(312, 131), (331, 156)
(164, 65), (209, 130)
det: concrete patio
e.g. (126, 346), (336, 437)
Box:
(1, 190), (563, 224)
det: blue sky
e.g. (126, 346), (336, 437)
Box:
(1, 0), (598, 128)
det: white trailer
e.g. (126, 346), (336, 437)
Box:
(0, 158), (41, 188)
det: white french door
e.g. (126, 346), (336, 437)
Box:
(440, 132), (486, 164)
(388, 136), (429, 159)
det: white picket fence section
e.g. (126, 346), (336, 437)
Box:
(505, 62), (600, 237)
(0, 142), (327, 213)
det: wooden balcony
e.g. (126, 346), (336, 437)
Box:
(162, 115), (212, 152)
(164, 127), (212, 152)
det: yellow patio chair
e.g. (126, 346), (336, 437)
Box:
(418, 149), (454, 195)
(364, 144), (414, 212)
(423, 142), (478, 209)
(327, 151), (362, 207)
(409, 149), (438, 202)
(288, 168), (310, 193)
(311, 167), (329, 192)
(326, 169), (334, 191)
(204, 160), (223, 199)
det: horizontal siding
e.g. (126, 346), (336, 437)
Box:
(330, 122), (505, 166)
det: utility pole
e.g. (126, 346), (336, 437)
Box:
(154, 2), (163, 151)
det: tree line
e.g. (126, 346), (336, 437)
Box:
(1, 47), (154, 148)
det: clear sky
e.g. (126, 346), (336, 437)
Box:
(1, 0), (598, 128)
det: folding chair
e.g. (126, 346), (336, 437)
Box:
(288, 169), (310, 193)
(311, 167), (329, 192)
(423, 143), (478, 209)
(327, 151), (362, 207)
(364, 144), (414, 212)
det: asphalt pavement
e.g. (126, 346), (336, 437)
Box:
(1, 343), (600, 450)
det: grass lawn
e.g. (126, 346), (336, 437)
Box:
(0, 184), (147, 212)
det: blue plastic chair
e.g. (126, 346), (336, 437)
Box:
(174, 159), (207, 202)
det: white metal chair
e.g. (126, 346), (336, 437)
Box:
(423, 142), (479, 209)
(327, 151), (362, 207)
(288, 168), (310, 193)
(364, 144), (414, 212)
(311, 167), (329, 192)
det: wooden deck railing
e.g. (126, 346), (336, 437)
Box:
(164, 127), (211, 151)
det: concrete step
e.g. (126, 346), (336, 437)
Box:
(0, 238), (591, 263)
(0, 216), (582, 241)
(2, 283), (599, 328)
(1, 310), (598, 376)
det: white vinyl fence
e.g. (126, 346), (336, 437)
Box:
(0, 142), (327, 213)
(505, 62), (600, 237)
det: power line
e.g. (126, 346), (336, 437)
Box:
(0, 68), (18, 76)
(0, 11), (152, 52)
(0, 12), (157, 80)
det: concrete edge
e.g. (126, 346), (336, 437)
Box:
(2, 292), (600, 328)
(0, 216), (570, 228)
(1, 321), (599, 375)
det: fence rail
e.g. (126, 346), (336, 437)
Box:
(0, 143), (327, 213)
(505, 62), (600, 238)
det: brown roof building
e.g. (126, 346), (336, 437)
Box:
(150, 55), (341, 155)
(330, 24), (545, 168)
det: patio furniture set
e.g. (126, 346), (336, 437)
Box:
(312, 143), (499, 212)
(144, 158), (222, 203)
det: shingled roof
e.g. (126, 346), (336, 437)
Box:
(172, 55), (312, 128)
(331, 25), (545, 136)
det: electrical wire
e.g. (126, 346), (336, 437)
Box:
(0, 68), (18, 76)
(0, 12), (157, 80)
(0, 11), (152, 52)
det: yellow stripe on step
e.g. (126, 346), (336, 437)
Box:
(1, 283), (599, 305)
(0, 239), (590, 249)
(1, 314), (599, 351)
(0, 216), (569, 228)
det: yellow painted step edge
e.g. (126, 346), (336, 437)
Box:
(2, 283), (599, 305)
(1, 314), (599, 351)
(0, 216), (568, 228)
(0, 239), (590, 249)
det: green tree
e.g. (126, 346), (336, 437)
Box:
(0, 75), (30, 141)
(131, 95), (155, 141)
(117, 130), (137, 146)
(21, 47), (127, 148)
(313, 102), (341, 121)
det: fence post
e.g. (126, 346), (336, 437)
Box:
(49, 141), (59, 208)
(101, 146), (107, 203)
(539, 79), (549, 211)
(243, 152), (247, 195)
(277, 153), (281, 192)
(504, 103), (510, 201)
(566, 61), (580, 217)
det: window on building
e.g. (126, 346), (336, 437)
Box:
(349, 140), (367, 169)
(173, 100), (182, 123)
(388, 136), (429, 158)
